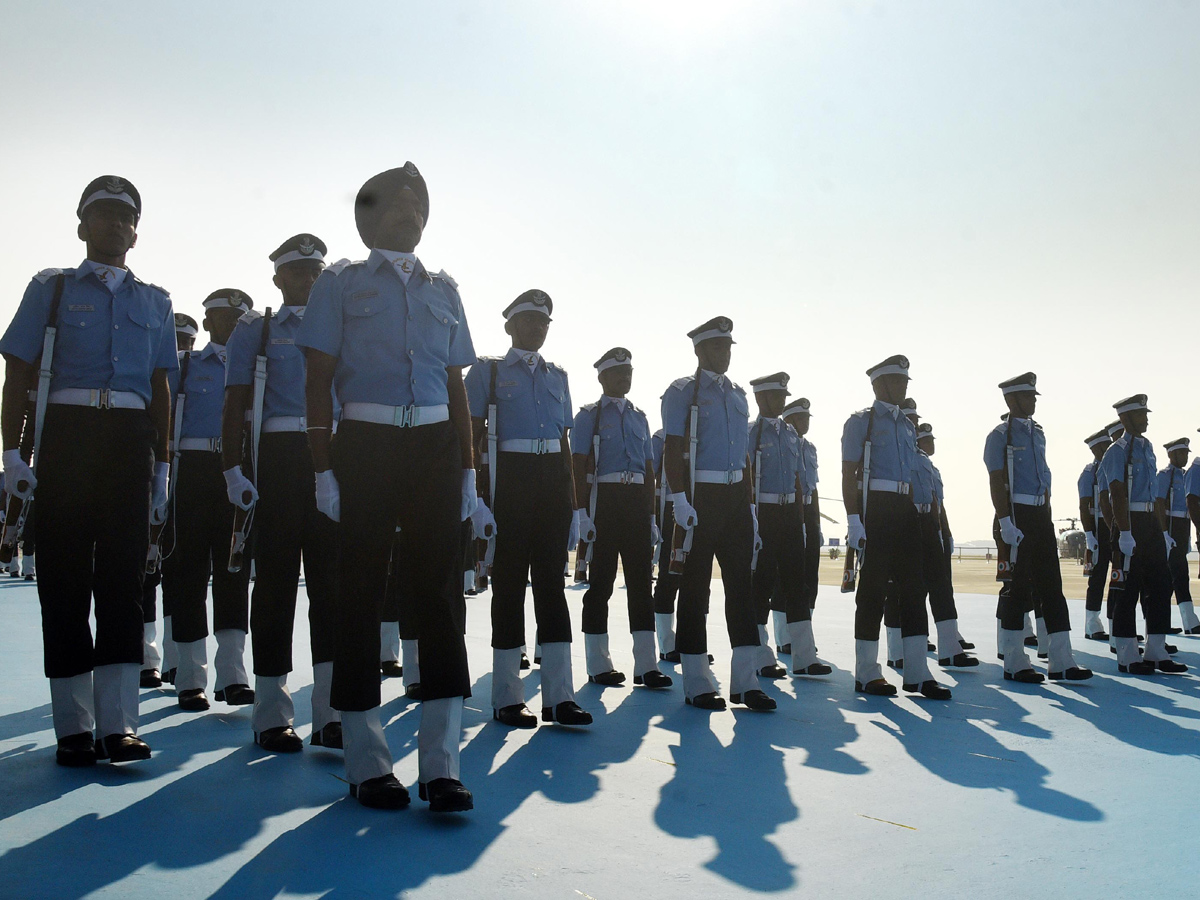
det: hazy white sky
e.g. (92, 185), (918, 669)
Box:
(2, 1), (1197, 540)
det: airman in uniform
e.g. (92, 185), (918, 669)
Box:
(1154, 437), (1198, 633)
(1078, 428), (1114, 641)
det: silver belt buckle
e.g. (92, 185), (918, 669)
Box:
(621, 471), (633, 485)
(536, 438), (548, 454)
(95, 388), (112, 409)
(725, 471), (736, 484)
(393, 405), (414, 428)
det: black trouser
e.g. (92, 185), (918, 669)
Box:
(34, 406), (152, 678)
(1112, 512), (1172, 637)
(250, 433), (338, 676)
(802, 502), (820, 609)
(919, 512), (957, 623)
(854, 492), (926, 640)
(1000, 503), (1070, 633)
(653, 499), (682, 613)
(20, 501), (35, 557)
(490, 452), (573, 649)
(331, 420), (469, 710)
(581, 483), (655, 635)
(1168, 517), (1193, 607)
(382, 531), (418, 641)
(752, 501), (808, 625)
(1085, 515), (1111, 613)
(162, 450), (250, 644)
(676, 481), (759, 655)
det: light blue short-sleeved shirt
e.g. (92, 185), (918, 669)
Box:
(841, 401), (918, 484)
(983, 417), (1052, 497)
(799, 437), (819, 494)
(170, 343), (225, 439)
(1098, 434), (1157, 505)
(226, 306), (308, 420)
(1077, 461), (1100, 510)
(651, 429), (665, 475)
(748, 417), (801, 495)
(930, 458), (944, 505)
(1187, 459), (1200, 500)
(570, 397), (652, 475)
(465, 348), (573, 441)
(1154, 465), (1189, 516)
(294, 252), (475, 407)
(0, 261), (178, 404)
(660, 371), (750, 473)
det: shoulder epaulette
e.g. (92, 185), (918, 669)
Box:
(730, 381), (745, 393)
(238, 308), (263, 324)
(668, 376), (694, 392)
(1033, 422), (1044, 431)
(326, 258), (359, 276)
(851, 407), (871, 419)
(132, 276), (171, 297)
(547, 361), (566, 374)
(434, 269), (458, 289)
(580, 401), (599, 413)
(473, 354), (502, 365)
(33, 268), (64, 284)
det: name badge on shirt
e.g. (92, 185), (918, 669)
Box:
(68, 304), (95, 312)
(350, 290), (378, 301)
(499, 380), (518, 388)
(271, 338), (294, 345)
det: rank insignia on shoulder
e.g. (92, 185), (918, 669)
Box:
(326, 258), (357, 276)
(33, 268), (64, 284)
(435, 269), (458, 289)
(238, 308), (263, 323)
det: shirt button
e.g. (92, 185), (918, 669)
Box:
(408, 349), (414, 356)
(112, 356), (118, 361)
(408, 315), (413, 321)
(113, 324), (119, 330)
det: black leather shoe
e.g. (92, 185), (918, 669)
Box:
(855, 679), (897, 696)
(350, 774), (410, 810)
(520, 654), (531, 670)
(886, 658), (903, 670)
(1085, 630), (1109, 641)
(660, 650), (681, 663)
(405, 683), (424, 702)
(793, 662), (833, 676)
(633, 670), (673, 688)
(380, 661), (403, 678)
(419, 778), (473, 812)
(730, 689), (776, 711)
(1166, 644), (1179, 654)
(1003, 669), (1045, 684)
(927, 641), (936, 652)
(311, 722), (343, 748)
(1048, 666), (1093, 681)
(958, 639), (975, 650)
(161, 667), (176, 686)
(215, 684), (254, 705)
(256, 726), (303, 753)
(1185, 625), (1200, 635)
(1168, 626), (1184, 635)
(939, 653), (979, 668)
(1157, 659), (1188, 674)
(178, 689), (210, 711)
(493, 704), (538, 728)
(1119, 660), (1156, 675)
(533, 655), (542, 666)
(98, 733), (152, 762)
(542, 701), (592, 725)
(776, 643), (792, 656)
(1023, 636), (1039, 647)
(1037, 651), (1049, 660)
(140, 668), (162, 688)
(685, 692), (726, 710)
(758, 663), (788, 679)
(588, 670), (626, 686)
(903, 680), (952, 700)
(56, 732), (97, 767)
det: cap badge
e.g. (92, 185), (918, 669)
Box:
(104, 177), (126, 194)
(615, 350), (628, 362)
(403, 161), (420, 177)
(228, 290), (244, 307)
(719, 319), (731, 332)
(298, 239), (316, 256)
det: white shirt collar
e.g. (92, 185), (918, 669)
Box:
(506, 346), (542, 369)
(374, 248), (420, 284)
(601, 395), (627, 411)
(701, 369), (725, 386)
(82, 258), (127, 293)
(285, 305), (306, 319)
(201, 342), (227, 363)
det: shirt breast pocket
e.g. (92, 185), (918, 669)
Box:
(121, 299), (159, 363)
(730, 392), (749, 418)
(345, 291), (389, 341)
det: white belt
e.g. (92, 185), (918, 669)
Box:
(178, 437), (221, 452)
(1129, 502), (1154, 513)
(802, 491), (814, 504)
(914, 503), (933, 514)
(695, 469), (743, 484)
(757, 491), (796, 505)
(867, 479), (910, 495)
(499, 438), (561, 454)
(263, 416), (307, 433)
(341, 402), (449, 428)
(1170, 511), (1190, 519)
(595, 471), (645, 485)
(1013, 493), (1047, 506)
(48, 388), (146, 410)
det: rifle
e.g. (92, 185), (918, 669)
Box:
(841, 405), (875, 593)
(751, 418), (764, 573)
(228, 308), (271, 573)
(668, 370), (701, 575)
(482, 359), (499, 579)
(573, 431), (600, 583)
(653, 436), (667, 567)
(147, 351), (189, 573)
(0, 274), (65, 564)
(1109, 436), (1135, 592)
(995, 415), (1017, 582)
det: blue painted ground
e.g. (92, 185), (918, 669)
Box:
(2, 574), (1199, 899)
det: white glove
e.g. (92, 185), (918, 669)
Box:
(669, 492), (698, 529)
(568, 511), (579, 548)
(998, 515), (1024, 547)
(650, 518), (661, 547)
(470, 497), (496, 539)
(1084, 531), (1098, 555)
(575, 508), (597, 543)
(223, 465), (258, 510)
(461, 469), (478, 522)
(1118, 529), (1135, 557)
(2, 449), (35, 500)
(1164, 531), (1177, 556)
(151, 462), (170, 519)
(314, 469), (341, 522)
(847, 513), (866, 550)
(751, 507), (763, 552)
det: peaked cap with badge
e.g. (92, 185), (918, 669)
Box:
(270, 233), (327, 272)
(174, 313), (199, 337)
(1164, 437), (1190, 454)
(1113, 394), (1150, 415)
(202, 289), (254, 312)
(750, 372), (790, 395)
(687, 316), (734, 347)
(866, 354), (909, 382)
(781, 397), (811, 418)
(998, 372), (1038, 395)
(1084, 429), (1111, 449)
(503, 289), (553, 321)
(77, 175), (142, 223)
(594, 347), (632, 373)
